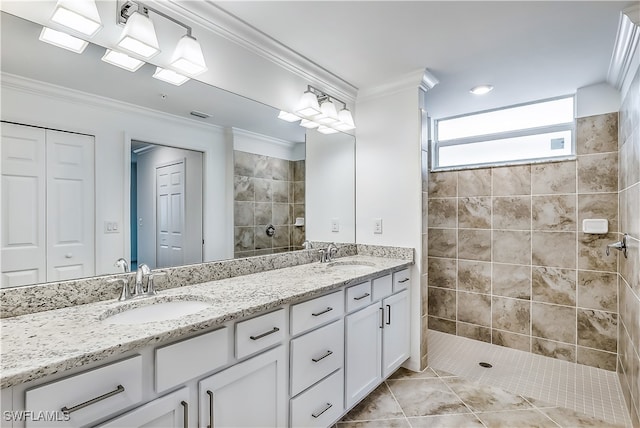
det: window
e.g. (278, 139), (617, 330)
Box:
(432, 96), (575, 170)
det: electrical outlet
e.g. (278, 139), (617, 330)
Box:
(373, 218), (383, 234)
(331, 218), (340, 232)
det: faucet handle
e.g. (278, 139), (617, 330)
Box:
(109, 278), (130, 301)
(146, 272), (167, 296)
(318, 249), (327, 263)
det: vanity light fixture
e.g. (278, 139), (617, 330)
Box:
(299, 119), (320, 129)
(282, 85), (356, 133)
(51, 0), (102, 37)
(470, 84), (494, 95)
(170, 34), (208, 76)
(117, 9), (160, 59)
(39, 27), (88, 53)
(336, 108), (356, 131)
(296, 89), (322, 117)
(277, 111), (301, 122)
(317, 126), (339, 134)
(153, 67), (190, 86)
(101, 49), (145, 72)
(316, 98), (339, 125)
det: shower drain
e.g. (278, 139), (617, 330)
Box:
(479, 362), (493, 368)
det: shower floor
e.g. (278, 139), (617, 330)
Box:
(426, 330), (632, 427)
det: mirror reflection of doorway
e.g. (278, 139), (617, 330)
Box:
(130, 141), (204, 270)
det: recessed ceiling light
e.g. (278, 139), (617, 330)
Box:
(39, 27), (88, 53)
(470, 85), (494, 95)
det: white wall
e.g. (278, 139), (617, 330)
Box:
(576, 82), (621, 118)
(1, 76), (232, 275)
(306, 131), (356, 243)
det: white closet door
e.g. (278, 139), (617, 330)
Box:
(1, 123), (46, 287)
(156, 161), (185, 268)
(46, 129), (95, 281)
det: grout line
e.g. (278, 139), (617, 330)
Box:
(382, 380), (410, 426)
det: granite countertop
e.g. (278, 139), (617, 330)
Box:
(0, 255), (411, 389)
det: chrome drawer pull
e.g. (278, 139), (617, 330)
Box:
(207, 390), (214, 428)
(353, 292), (370, 301)
(312, 403), (333, 418)
(398, 278), (410, 283)
(250, 327), (280, 340)
(311, 350), (333, 363)
(181, 401), (188, 428)
(312, 307), (333, 317)
(61, 384), (125, 414)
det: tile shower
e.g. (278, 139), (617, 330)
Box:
(233, 151), (305, 258)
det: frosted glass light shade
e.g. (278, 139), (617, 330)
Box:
(278, 111), (301, 122)
(296, 90), (321, 117)
(299, 119), (320, 129)
(51, 0), (102, 37)
(153, 67), (190, 86)
(117, 11), (160, 59)
(317, 99), (339, 124)
(170, 35), (207, 76)
(39, 27), (88, 53)
(101, 49), (145, 72)
(336, 108), (356, 130)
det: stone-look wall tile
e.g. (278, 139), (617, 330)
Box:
(254, 226), (272, 250)
(532, 267), (576, 306)
(457, 292), (491, 327)
(493, 231), (531, 265)
(234, 176), (254, 201)
(234, 151), (255, 176)
(532, 337), (576, 362)
(492, 297), (530, 335)
(457, 322), (491, 343)
(493, 329), (531, 352)
(577, 152), (618, 193)
(421, 315), (429, 367)
(428, 317), (457, 334)
(273, 226), (290, 248)
(293, 181), (305, 204)
(492, 264), (531, 300)
(254, 178), (273, 202)
(422, 197), (428, 231)
(577, 113), (618, 155)
(293, 160), (305, 182)
(532, 232), (576, 269)
(269, 157), (289, 181)
(272, 203), (290, 225)
(428, 228), (457, 259)
(429, 171), (457, 197)
(428, 287), (457, 320)
(458, 229), (491, 262)
(577, 270), (617, 312)
(577, 193), (618, 233)
(577, 346), (617, 371)
(621, 183), (640, 239)
(493, 165), (531, 196)
(255, 203), (272, 225)
(234, 202), (254, 227)
(272, 181), (289, 203)
(531, 161), (576, 194)
(531, 195), (576, 231)
(577, 309), (617, 353)
(493, 197), (531, 230)
(428, 198), (457, 228)
(532, 302), (576, 344)
(428, 257), (457, 290)
(458, 197), (491, 229)
(578, 233), (618, 272)
(421, 274), (428, 318)
(458, 168), (491, 196)
(234, 227), (254, 252)
(458, 260), (491, 293)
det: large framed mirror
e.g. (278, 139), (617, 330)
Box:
(0, 8), (355, 288)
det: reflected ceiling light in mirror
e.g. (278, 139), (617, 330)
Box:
(317, 126), (339, 134)
(51, 0), (102, 37)
(299, 119), (320, 129)
(39, 27), (88, 53)
(153, 67), (190, 86)
(170, 35), (207, 76)
(282, 85), (355, 133)
(470, 84), (494, 95)
(101, 49), (145, 72)
(296, 89), (322, 117)
(278, 111), (301, 122)
(117, 10), (160, 59)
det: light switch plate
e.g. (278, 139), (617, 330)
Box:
(373, 218), (383, 234)
(331, 218), (340, 232)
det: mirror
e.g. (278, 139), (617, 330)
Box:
(0, 10), (355, 288)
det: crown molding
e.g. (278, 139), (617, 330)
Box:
(607, 5), (640, 90)
(159, 0), (358, 104)
(0, 73), (225, 133)
(357, 69), (440, 103)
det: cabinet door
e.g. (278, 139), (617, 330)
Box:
(96, 388), (189, 428)
(382, 290), (410, 378)
(345, 303), (382, 409)
(198, 346), (287, 428)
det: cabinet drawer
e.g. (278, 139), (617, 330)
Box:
(291, 291), (344, 336)
(346, 282), (372, 312)
(290, 319), (344, 396)
(290, 369), (344, 428)
(156, 327), (229, 393)
(25, 356), (143, 428)
(393, 268), (411, 292)
(236, 309), (286, 359)
(372, 274), (393, 300)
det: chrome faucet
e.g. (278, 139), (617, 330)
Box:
(302, 240), (313, 250)
(134, 263), (151, 296)
(326, 243), (338, 262)
(114, 258), (129, 273)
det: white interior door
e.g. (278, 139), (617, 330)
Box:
(156, 161), (185, 268)
(46, 129), (95, 282)
(1, 123), (46, 287)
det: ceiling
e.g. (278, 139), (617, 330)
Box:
(213, 1), (630, 118)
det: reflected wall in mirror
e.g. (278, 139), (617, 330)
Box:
(0, 10), (355, 289)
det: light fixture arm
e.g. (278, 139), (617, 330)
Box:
(119, 0), (193, 36)
(307, 85), (348, 110)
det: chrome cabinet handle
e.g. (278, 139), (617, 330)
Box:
(353, 293), (370, 301)
(206, 390), (214, 428)
(250, 327), (280, 340)
(181, 401), (188, 428)
(312, 307), (333, 317)
(311, 350), (333, 363)
(61, 384), (125, 414)
(398, 278), (409, 283)
(386, 304), (391, 325)
(311, 403), (333, 419)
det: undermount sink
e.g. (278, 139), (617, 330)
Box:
(101, 299), (210, 325)
(326, 261), (376, 271)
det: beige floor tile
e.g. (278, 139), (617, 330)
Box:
(341, 383), (404, 422)
(387, 378), (470, 417)
(337, 418), (411, 428)
(407, 413), (485, 427)
(442, 377), (534, 412)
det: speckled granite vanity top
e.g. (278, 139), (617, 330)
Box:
(0, 255), (411, 389)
